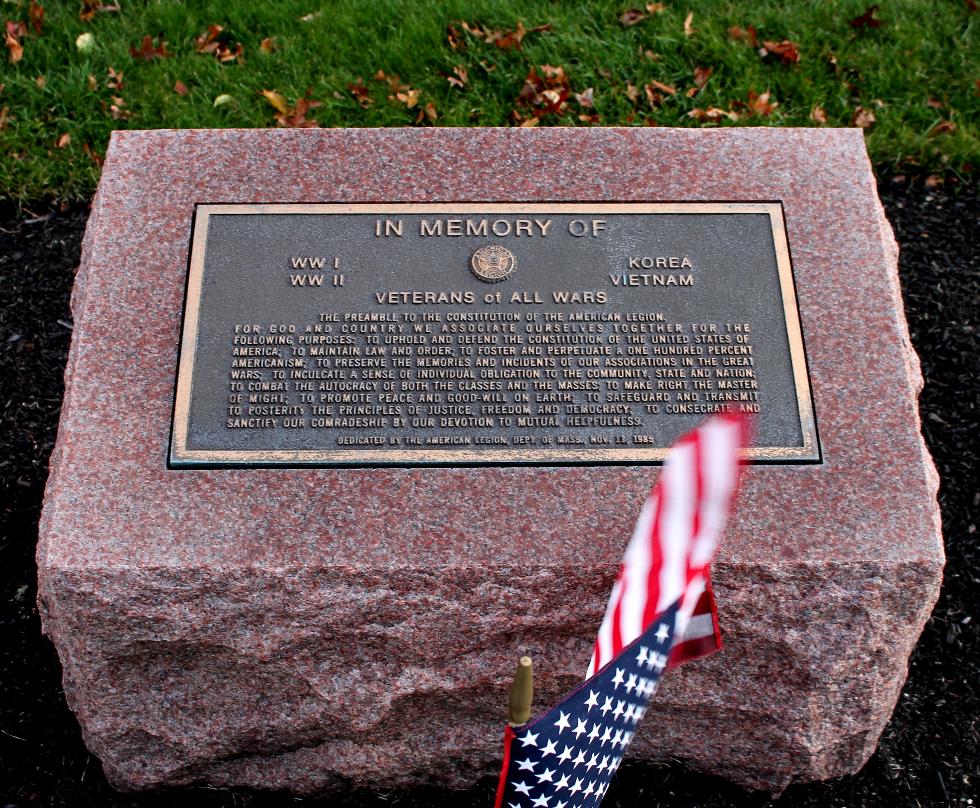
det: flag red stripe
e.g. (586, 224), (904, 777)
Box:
(609, 564), (625, 660)
(640, 477), (666, 632)
(689, 431), (703, 584)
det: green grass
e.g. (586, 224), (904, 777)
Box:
(1, 0), (977, 201)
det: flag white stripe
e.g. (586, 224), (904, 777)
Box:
(655, 442), (697, 614)
(680, 612), (715, 642)
(593, 578), (622, 675)
(618, 494), (655, 645)
(674, 573), (707, 640)
(689, 419), (739, 571)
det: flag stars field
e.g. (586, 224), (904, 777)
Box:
(496, 609), (681, 807)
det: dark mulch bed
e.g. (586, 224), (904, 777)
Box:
(1, 181), (976, 808)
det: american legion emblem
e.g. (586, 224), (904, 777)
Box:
(470, 245), (516, 282)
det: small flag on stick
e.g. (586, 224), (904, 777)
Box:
(494, 412), (749, 808)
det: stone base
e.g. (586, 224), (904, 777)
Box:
(38, 128), (943, 793)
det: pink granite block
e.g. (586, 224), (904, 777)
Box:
(38, 128), (942, 794)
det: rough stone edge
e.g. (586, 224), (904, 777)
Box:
(37, 554), (943, 795)
(36, 129), (127, 580)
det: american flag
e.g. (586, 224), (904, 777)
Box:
(494, 412), (748, 808)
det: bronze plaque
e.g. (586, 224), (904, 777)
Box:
(170, 203), (818, 466)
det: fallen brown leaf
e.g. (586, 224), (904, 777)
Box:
(395, 88), (421, 108)
(694, 67), (715, 94)
(683, 10), (695, 37)
(415, 101), (437, 124)
(194, 25), (243, 63)
(87, 74), (97, 91)
(540, 64), (566, 81)
(641, 48), (660, 61)
(259, 89), (289, 115)
(540, 87), (561, 105)
(130, 34), (170, 61)
(924, 174), (943, 188)
(516, 65), (572, 118)
(966, 0), (978, 11)
(35, 75), (45, 88)
(56, 132), (70, 148)
(106, 66), (123, 90)
(579, 112), (600, 124)
(926, 97), (943, 110)
(852, 106), (876, 128)
(849, 5), (883, 29)
(460, 21), (486, 39)
(29, 1), (43, 35)
(348, 79), (373, 108)
(646, 3), (666, 12)
(173, 79), (188, 96)
(810, 105), (827, 123)
(107, 97), (130, 120)
(496, 21), (550, 50)
(645, 84), (665, 108)
(375, 70), (410, 93)
(374, 71), (422, 109)
(759, 39), (800, 65)
(457, 19), (550, 50)
(574, 87), (595, 108)
(619, 9), (647, 26)
(262, 88), (322, 128)
(727, 24), (757, 47)
(446, 23), (464, 51)
(0, 107), (9, 130)
(688, 106), (738, 122)
(626, 83), (640, 104)
(259, 36), (277, 54)
(279, 94), (321, 128)
(647, 79), (676, 95)
(80, 1), (119, 22)
(5, 21), (26, 63)
(518, 116), (539, 127)
(82, 142), (103, 167)
(747, 90), (778, 116)
(928, 120), (956, 137)
(446, 64), (469, 90)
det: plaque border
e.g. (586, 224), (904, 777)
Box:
(170, 202), (820, 467)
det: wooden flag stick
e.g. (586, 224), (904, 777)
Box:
(508, 656), (533, 726)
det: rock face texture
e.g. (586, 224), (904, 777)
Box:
(38, 128), (943, 794)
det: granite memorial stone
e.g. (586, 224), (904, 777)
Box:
(37, 127), (943, 794)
